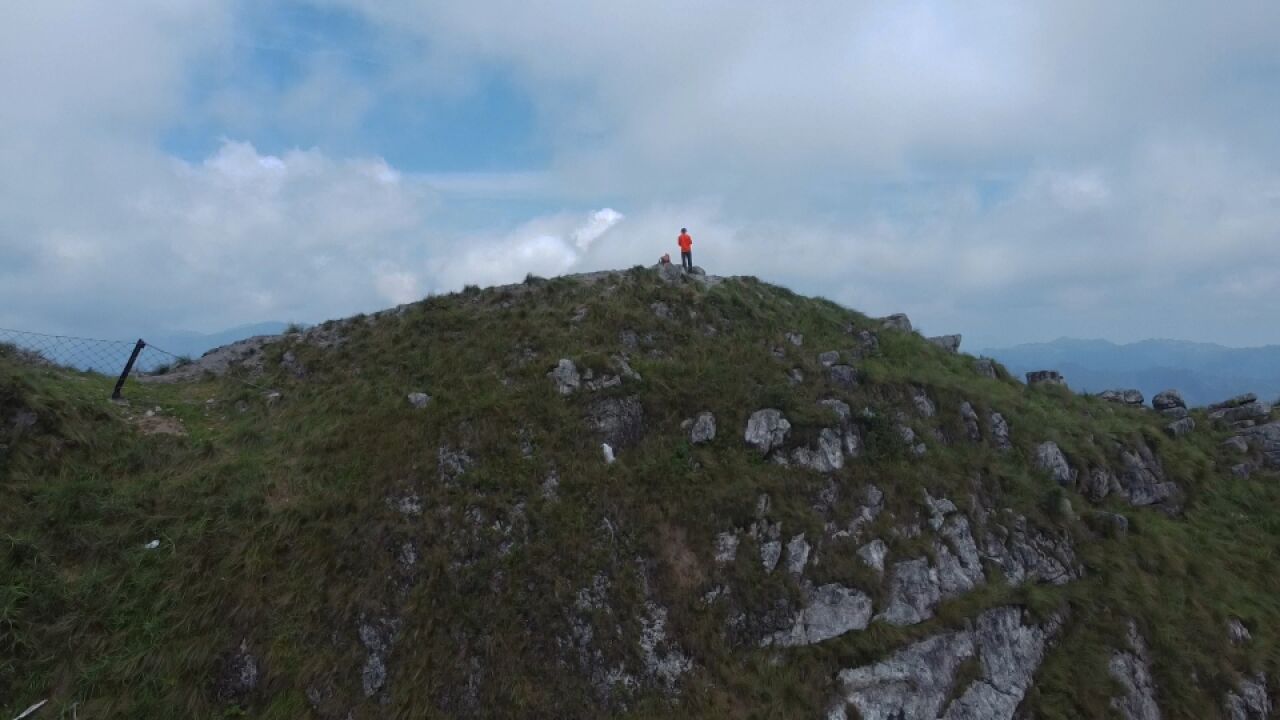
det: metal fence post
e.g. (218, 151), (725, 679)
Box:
(111, 339), (146, 400)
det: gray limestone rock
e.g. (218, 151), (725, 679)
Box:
(1085, 467), (1122, 502)
(785, 331), (804, 346)
(638, 601), (692, 691)
(857, 539), (888, 574)
(829, 364), (860, 389)
(1210, 401), (1271, 424)
(650, 301), (674, 320)
(1026, 370), (1067, 388)
(989, 412), (1012, 451)
(1210, 393), (1258, 411)
(765, 584), (873, 647)
(213, 640), (260, 704)
(1152, 389), (1186, 412)
(880, 313), (913, 332)
(959, 401), (981, 443)
(835, 606), (1060, 720)
(548, 358), (581, 395)
(1160, 406), (1190, 420)
(818, 350), (841, 366)
(927, 334), (961, 353)
(1223, 436), (1250, 453)
(1115, 444), (1178, 507)
(744, 409), (791, 455)
(1232, 463), (1253, 478)
(1101, 389), (1146, 406)
(912, 388), (936, 418)
(1227, 618), (1252, 645)
(876, 558), (941, 626)
(760, 540), (783, 573)
(1165, 417), (1196, 438)
(820, 398), (852, 423)
(714, 532), (739, 564)
(785, 533), (811, 574)
(1035, 441), (1078, 487)
(1238, 422), (1280, 466)
(1109, 621), (1162, 720)
(1224, 673), (1271, 720)
(689, 411), (716, 444)
(975, 357), (999, 379)
(406, 392), (432, 409)
(983, 513), (1078, 586)
(791, 428), (845, 473)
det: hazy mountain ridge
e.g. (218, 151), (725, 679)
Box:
(982, 337), (1280, 407)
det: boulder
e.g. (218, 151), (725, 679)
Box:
(744, 409), (791, 455)
(876, 558), (940, 626)
(785, 331), (804, 347)
(975, 357), (999, 379)
(1237, 422), (1280, 466)
(791, 428), (845, 473)
(1227, 618), (1252, 645)
(880, 313), (912, 332)
(927, 334), (961, 353)
(1100, 389), (1145, 406)
(1035, 442), (1076, 487)
(406, 392), (432, 409)
(1026, 370), (1067, 388)
(1209, 393), (1258, 411)
(765, 583), (874, 648)
(852, 330), (881, 357)
(1209, 401), (1270, 424)
(1223, 436), (1249, 453)
(1165, 417), (1195, 438)
(818, 350), (841, 366)
(1115, 444), (1178, 507)
(828, 364), (860, 389)
(911, 388), (936, 418)
(1160, 406), (1189, 420)
(857, 539), (888, 575)
(959, 402), (982, 443)
(989, 412), (1012, 451)
(819, 398), (852, 423)
(1109, 621), (1161, 720)
(1152, 389), (1186, 412)
(586, 396), (645, 448)
(689, 412), (716, 444)
(548, 359), (581, 395)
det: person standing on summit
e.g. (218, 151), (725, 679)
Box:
(677, 228), (693, 272)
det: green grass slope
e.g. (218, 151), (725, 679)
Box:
(2, 268), (1277, 719)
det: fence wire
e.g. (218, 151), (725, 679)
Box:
(0, 327), (203, 402)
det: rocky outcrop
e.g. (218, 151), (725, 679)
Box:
(828, 364), (860, 389)
(911, 388), (936, 418)
(1237, 422), (1280, 467)
(548, 359), (581, 395)
(983, 512), (1079, 586)
(1152, 390), (1186, 413)
(1034, 441), (1077, 487)
(880, 314), (912, 332)
(1026, 370), (1066, 388)
(1165, 417), (1195, 438)
(1224, 673), (1271, 720)
(857, 539), (888, 574)
(744, 409), (791, 455)
(927, 334), (961, 353)
(1100, 389), (1145, 407)
(1227, 618), (1252, 645)
(1210, 396), (1271, 425)
(818, 350), (841, 366)
(764, 583), (873, 648)
(989, 412), (1012, 451)
(790, 428), (845, 472)
(1114, 444), (1178, 507)
(831, 606), (1062, 720)
(1109, 621), (1161, 720)
(974, 357), (999, 379)
(689, 412), (716, 444)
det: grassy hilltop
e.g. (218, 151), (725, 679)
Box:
(2, 267), (1277, 719)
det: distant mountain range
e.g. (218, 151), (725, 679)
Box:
(981, 338), (1280, 408)
(143, 322), (291, 360)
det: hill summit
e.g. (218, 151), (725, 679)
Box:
(2, 266), (1278, 719)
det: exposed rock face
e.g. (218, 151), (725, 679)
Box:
(927, 334), (961, 353)
(1223, 436), (1250, 453)
(1238, 422), (1280, 466)
(1210, 400), (1271, 424)
(1227, 618), (1252, 645)
(586, 396), (645, 448)
(784, 533), (811, 574)
(714, 532), (739, 564)
(689, 412), (716, 444)
(880, 314), (912, 332)
(959, 402), (981, 443)
(1165, 417), (1196, 438)
(857, 539), (888, 574)
(1115, 444), (1178, 507)
(744, 409), (791, 454)
(989, 412), (1012, 451)
(1034, 441), (1077, 487)
(785, 331), (804, 347)
(828, 364), (860, 389)
(760, 540), (782, 573)
(764, 584), (873, 648)
(833, 606), (1061, 720)
(877, 558), (940, 626)
(791, 428), (845, 472)
(1224, 673), (1271, 720)
(548, 359), (581, 395)
(1152, 390), (1186, 413)
(1101, 389), (1145, 406)
(974, 357), (999, 379)
(1109, 621), (1162, 720)
(1026, 370), (1066, 387)
(911, 388), (936, 418)
(358, 616), (401, 697)
(820, 398), (852, 423)
(1210, 393), (1258, 411)
(983, 512), (1078, 586)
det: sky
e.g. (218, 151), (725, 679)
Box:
(2, 1), (1280, 349)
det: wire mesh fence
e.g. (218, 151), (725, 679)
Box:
(0, 327), (192, 399)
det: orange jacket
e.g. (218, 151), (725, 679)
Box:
(678, 233), (692, 251)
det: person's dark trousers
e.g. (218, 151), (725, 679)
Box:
(681, 251), (692, 271)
